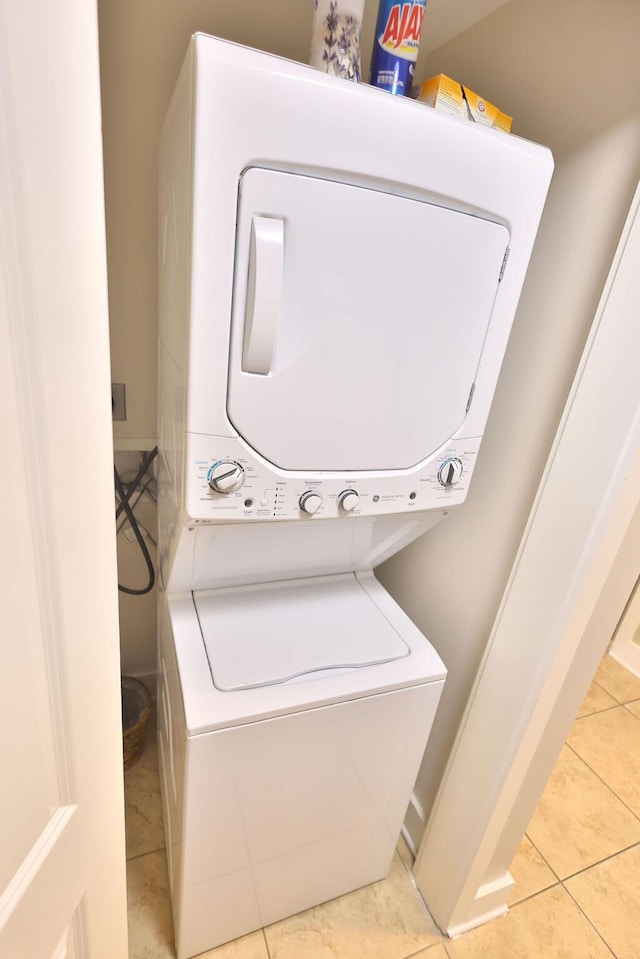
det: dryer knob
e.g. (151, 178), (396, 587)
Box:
(438, 457), (463, 487)
(338, 489), (359, 512)
(208, 460), (245, 494)
(299, 491), (323, 514)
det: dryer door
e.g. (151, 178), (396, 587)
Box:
(228, 168), (509, 472)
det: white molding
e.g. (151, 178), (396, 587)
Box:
(401, 792), (427, 857)
(0, 808), (76, 926)
(441, 874), (514, 939)
(50, 928), (69, 959)
(610, 648), (640, 680)
(445, 874), (513, 937)
(610, 579), (640, 678)
(413, 177), (640, 933)
(446, 903), (509, 940)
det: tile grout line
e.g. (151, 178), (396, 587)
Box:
(126, 845), (166, 864)
(516, 693), (629, 887)
(522, 830), (561, 884)
(443, 882), (616, 958)
(560, 880), (618, 958)
(261, 927), (273, 959)
(588, 677), (623, 705)
(587, 671), (640, 709)
(564, 735), (640, 825)
(522, 737), (640, 895)
(507, 878), (562, 910)
(579, 692), (640, 714)
(622, 700), (640, 716)
(558, 838), (640, 884)
(402, 938), (449, 959)
(577, 701), (622, 720)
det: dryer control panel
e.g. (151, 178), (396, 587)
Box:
(184, 433), (480, 523)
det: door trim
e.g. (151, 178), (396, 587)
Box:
(414, 176), (640, 933)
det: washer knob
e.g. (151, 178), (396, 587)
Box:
(338, 489), (359, 512)
(208, 460), (245, 494)
(438, 457), (463, 487)
(299, 491), (323, 514)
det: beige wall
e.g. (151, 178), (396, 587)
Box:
(102, 0), (314, 448)
(101, 0), (640, 828)
(379, 0), (640, 825)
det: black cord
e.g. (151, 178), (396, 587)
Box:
(115, 447), (158, 595)
(116, 447), (157, 520)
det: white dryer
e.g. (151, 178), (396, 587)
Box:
(157, 34), (553, 959)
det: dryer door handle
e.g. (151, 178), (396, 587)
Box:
(242, 215), (284, 375)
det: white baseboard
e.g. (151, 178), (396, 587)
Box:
(609, 585), (640, 677)
(610, 640), (640, 679)
(610, 648), (640, 678)
(447, 903), (509, 939)
(446, 873), (514, 938)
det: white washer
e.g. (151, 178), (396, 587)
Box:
(157, 34), (553, 958)
(158, 573), (445, 958)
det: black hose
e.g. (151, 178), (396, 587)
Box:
(115, 448), (157, 595)
(115, 447), (157, 520)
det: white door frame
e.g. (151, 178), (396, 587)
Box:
(414, 177), (640, 935)
(609, 547), (640, 678)
(0, 1), (128, 956)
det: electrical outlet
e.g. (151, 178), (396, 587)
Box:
(112, 383), (126, 421)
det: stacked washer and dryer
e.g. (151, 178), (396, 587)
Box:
(156, 34), (553, 959)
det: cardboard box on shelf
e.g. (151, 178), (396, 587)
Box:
(412, 74), (512, 133)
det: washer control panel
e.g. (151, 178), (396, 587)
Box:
(185, 434), (480, 523)
(299, 490), (323, 514)
(437, 457), (463, 487)
(208, 460), (246, 493)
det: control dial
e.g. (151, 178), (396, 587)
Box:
(338, 489), (359, 512)
(208, 460), (245, 494)
(438, 457), (463, 487)
(299, 491), (323, 514)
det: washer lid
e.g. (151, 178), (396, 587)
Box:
(194, 574), (410, 691)
(227, 167), (510, 472)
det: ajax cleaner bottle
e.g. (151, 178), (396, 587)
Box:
(369, 0), (427, 96)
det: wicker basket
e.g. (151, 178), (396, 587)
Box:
(122, 676), (152, 770)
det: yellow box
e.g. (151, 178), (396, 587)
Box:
(412, 74), (512, 133)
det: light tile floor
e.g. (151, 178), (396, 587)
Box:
(125, 654), (640, 959)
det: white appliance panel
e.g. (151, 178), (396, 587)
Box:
(175, 35), (552, 451)
(194, 574), (410, 691)
(228, 168), (509, 471)
(165, 510), (446, 593)
(158, 578), (445, 957)
(176, 683), (439, 957)
(183, 431), (480, 524)
(157, 34), (553, 591)
(164, 572), (445, 734)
